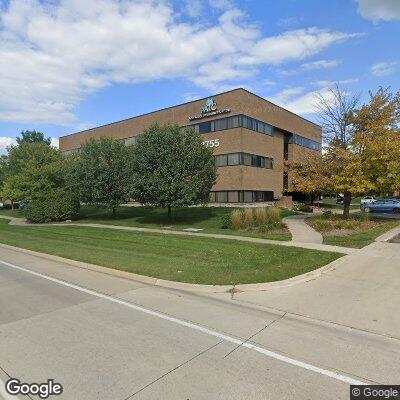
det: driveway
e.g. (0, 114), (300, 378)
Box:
(0, 239), (399, 399)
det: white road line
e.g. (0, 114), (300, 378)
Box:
(0, 377), (19, 400)
(0, 259), (366, 386)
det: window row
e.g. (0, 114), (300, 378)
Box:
(209, 191), (274, 203)
(215, 153), (273, 169)
(290, 134), (321, 151)
(189, 115), (274, 136)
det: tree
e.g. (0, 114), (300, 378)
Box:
(131, 124), (217, 219)
(314, 85), (361, 218)
(16, 130), (51, 145)
(351, 87), (400, 195)
(71, 137), (133, 217)
(285, 152), (328, 204)
(315, 83), (360, 148)
(1, 141), (65, 201)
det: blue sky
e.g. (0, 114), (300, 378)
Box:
(0, 0), (399, 152)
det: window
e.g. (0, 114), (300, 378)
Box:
(228, 153), (240, 165)
(215, 152), (274, 169)
(228, 191), (239, 203)
(216, 154), (228, 166)
(186, 114), (274, 136)
(214, 118), (228, 131)
(198, 121), (212, 134)
(216, 191), (228, 203)
(290, 134), (321, 151)
(242, 153), (252, 166)
(243, 191), (253, 202)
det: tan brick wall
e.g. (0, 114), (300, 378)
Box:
(59, 88), (322, 199)
(59, 88), (321, 150)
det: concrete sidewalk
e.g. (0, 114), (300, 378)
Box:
(0, 215), (355, 254)
(283, 214), (323, 244)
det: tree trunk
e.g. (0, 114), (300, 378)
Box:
(112, 206), (116, 218)
(167, 205), (172, 221)
(343, 192), (352, 219)
(11, 201), (14, 210)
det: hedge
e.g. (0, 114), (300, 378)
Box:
(25, 190), (79, 223)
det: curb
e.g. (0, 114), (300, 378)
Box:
(0, 242), (348, 294)
(374, 224), (400, 243)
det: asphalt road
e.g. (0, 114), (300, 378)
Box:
(0, 245), (399, 400)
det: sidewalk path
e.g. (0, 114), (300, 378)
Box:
(0, 215), (355, 254)
(283, 214), (323, 244)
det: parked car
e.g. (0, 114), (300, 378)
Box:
(361, 199), (400, 214)
(335, 196), (344, 204)
(360, 196), (376, 205)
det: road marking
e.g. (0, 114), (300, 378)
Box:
(0, 259), (366, 386)
(0, 377), (18, 400)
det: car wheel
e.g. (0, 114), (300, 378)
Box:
(363, 207), (371, 213)
(394, 208), (400, 214)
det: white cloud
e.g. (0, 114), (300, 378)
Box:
(301, 59), (341, 70)
(238, 28), (360, 65)
(356, 0), (400, 21)
(0, 137), (16, 154)
(0, 1), (360, 125)
(313, 78), (359, 87)
(270, 86), (335, 115)
(370, 61), (398, 76)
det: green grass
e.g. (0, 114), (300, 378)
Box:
(0, 208), (23, 218)
(323, 220), (399, 248)
(0, 219), (342, 285)
(72, 205), (294, 241)
(319, 197), (361, 210)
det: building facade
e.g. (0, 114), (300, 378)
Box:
(59, 88), (322, 203)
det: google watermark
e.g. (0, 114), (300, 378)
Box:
(5, 378), (63, 399)
(351, 385), (400, 400)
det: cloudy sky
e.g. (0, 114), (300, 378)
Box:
(0, 0), (399, 152)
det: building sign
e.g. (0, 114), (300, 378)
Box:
(189, 98), (231, 121)
(202, 139), (220, 148)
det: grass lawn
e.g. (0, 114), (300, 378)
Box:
(306, 214), (399, 248)
(0, 205), (292, 240)
(0, 219), (342, 285)
(64, 205), (294, 241)
(319, 197), (361, 210)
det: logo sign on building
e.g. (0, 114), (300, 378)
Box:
(189, 98), (231, 121)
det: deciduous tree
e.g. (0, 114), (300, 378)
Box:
(71, 137), (133, 217)
(131, 124), (217, 219)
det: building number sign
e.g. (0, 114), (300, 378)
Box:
(202, 139), (220, 148)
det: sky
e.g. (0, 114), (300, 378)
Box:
(0, 0), (399, 153)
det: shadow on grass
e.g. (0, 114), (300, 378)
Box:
(78, 205), (229, 227)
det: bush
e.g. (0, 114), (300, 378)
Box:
(315, 219), (331, 231)
(293, 203), (313, 213)
(220, 214), (231, 229)
(254, 207), (267, 225)
(25, 190), (79, 223)
(243, 208), (254, 227)
(231, 209), (243, 229)
(265, 206), (281, 224)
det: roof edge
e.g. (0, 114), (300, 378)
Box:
(60, 87), (321, 139)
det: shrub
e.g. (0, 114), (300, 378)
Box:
(315, 220), (331, 231)
(265, 206), (281, 224)
(293, 203), (313, 213)
(25, 190), (79, 223)
(243, 208), (254, 227)
(220, 214), (231, 229)
(254, 207), (267, 225)
(231, 209), (243, 229)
